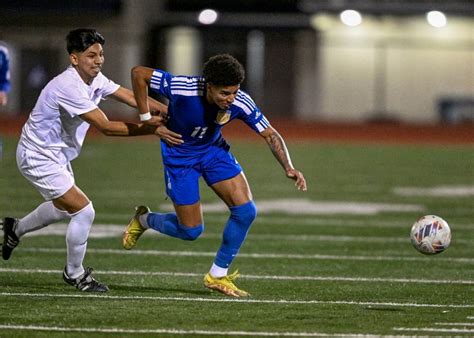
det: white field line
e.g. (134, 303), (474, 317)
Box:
(435, 322), (474, 326)
(7, 216), (474, 230)
(6, 199), (425, 217)
(394, 185), (474, 197)
(231, 233), (472, 244)
(0, 325), (377, 337)
(468, 316), (474, 319)
(204, 215), (474, 229)
(19, 247), (474, 264)
(0, 292), (471, 308)
(173, 214), (474, 229)
(1, 268), (473, 285)
(21, 224), (474, 244)
(166, 199), (425, 215)
(393, 327), (474, 333)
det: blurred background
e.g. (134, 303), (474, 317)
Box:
(0, 0), (473, 125)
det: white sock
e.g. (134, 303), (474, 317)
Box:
(139, 213), (150, 229)
(16, 201), (70, 238)
(209, 263), (228, 278)
(66, 202), (95, 279)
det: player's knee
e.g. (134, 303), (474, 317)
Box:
(70, 202), (95, 223)
(67, 202), (95, 245)
(178, 223), (204, 241)
(230, 200), (257, 226)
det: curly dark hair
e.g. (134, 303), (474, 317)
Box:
(202, 54), (245, 86)
(66, 28), (105, 54)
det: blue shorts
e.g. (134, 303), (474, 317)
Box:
(163, 145), (242, 205)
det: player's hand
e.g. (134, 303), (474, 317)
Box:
(143, 114), (166, 126)
(286, 168), (307, 191)
(151, 110), (169, 123)
(154, 125), (183, 146)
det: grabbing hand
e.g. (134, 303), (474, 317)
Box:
(286, 168), (307, 191)
(152, 110), (170, 122)
(143, 111), (168, 126)
(154, 125), (183, 146)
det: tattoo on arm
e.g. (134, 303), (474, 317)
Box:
(266, 130), (293, 170)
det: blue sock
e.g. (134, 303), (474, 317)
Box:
(147, 212), (203, 241)
(214, 200), (257, 268)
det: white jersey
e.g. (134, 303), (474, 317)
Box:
(19, 65), (120, 163)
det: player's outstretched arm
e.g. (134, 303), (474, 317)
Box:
(111, 86), (168, 125)
(260, 126), (307, 191)
(80, 107), (157, 136)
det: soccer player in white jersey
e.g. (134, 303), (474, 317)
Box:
(123, 54), (307, 297)
(1, 28), (182, 292)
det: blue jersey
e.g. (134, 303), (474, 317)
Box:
(0, 43), (11, 92)
(150, 69), (270, 156)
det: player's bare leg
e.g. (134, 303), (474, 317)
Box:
(210, 172), (253, 207)
(173, 202), (203, 227)
(52, 185), (89, 213)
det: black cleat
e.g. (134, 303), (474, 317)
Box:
(63, 266), (109, 293)
(2, 217), (20, 260)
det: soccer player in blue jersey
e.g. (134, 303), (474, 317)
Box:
(0, 41), (11, 106)
(123, 54), (307, 297)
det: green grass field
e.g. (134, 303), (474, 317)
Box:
(0, 134), (473, 337)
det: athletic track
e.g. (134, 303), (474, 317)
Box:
(1, 116), (473, 145)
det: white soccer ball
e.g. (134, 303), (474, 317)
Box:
(410, 215), (451, 255)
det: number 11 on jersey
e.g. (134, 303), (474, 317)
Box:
(190, 126), (208, 139)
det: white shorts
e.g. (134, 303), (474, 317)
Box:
(16, 144), (75, 200)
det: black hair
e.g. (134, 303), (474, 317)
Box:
(66, 28), (105, 54)
(202, 54), (245, 86)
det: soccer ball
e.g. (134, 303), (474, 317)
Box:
(410, 215), (451, 255)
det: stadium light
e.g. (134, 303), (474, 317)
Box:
(340, 9), (362, 27)
(426, 11), (447, 28)
(198, 9), (218, 25)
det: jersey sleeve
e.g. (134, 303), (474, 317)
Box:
(149, 69), (173, 99)
(94, 72), (121, 98)
(0, 45), (11, 92)
(234, 90), (271, 134)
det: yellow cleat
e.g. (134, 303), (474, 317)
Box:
(123, 205), (150, 250)
(203, 270), (249, 298)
